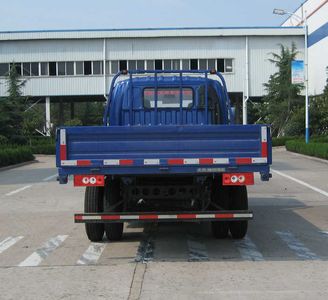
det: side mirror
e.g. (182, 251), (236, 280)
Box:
(230, 107), (236, 124)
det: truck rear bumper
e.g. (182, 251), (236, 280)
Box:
(74, 210), (253, 223)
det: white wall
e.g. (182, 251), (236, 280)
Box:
(282, 0), (328, 94)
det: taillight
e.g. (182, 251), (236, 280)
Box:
(74, 175), (105, 187)
(222, 173), (254, 186)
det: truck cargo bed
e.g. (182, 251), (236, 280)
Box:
(57, 124), (271, 180)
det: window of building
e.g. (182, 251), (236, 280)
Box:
(128, 60), (137, 71)
(190, 59), (198, 70)
(49, 62), (57, 76)
(225, 59), (233, 73)
(199, 59), (207, 70)
(10, 63), (22, 76)
(137, 60), (145, 70)
(23, 63), (31, 76)
(155, 60), (163, 70)
(146, 60), (154, 70)
(66, 62), (74, 75)
(182, 59), (189, 70)
(41, 62), (49, 76)
(119, 60), (127, 71)
(111, 61), (118, 74)
(164, 60), (171, 70)
(84, 61), (92, 75)
(93, 61), (102, 74)
(58, 62), (66, 76)
(76, 62), (83, 75)
(217, 59), (224, 73)
(172, 59), (180, 70)
(31, 63), (39, 76)
(0, 63), (9, 76)
(208, 59), (216, 70)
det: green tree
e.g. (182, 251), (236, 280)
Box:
(262, 43), (304, 136)
(0, 63), (26, 140)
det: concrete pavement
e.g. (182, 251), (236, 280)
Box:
(0, 149), (328, 299)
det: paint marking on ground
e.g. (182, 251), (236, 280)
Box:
(272, 169), (328, 198)
(276, 231), (320, 260)
(77, 243), (106, 265)
(42, 174), (58, 182)
(5, 185), (32, 196)
(234, 235), (264, 261)
(0, 236), (24, 254)
(187, 235), (209, 261)
(18, 235), (68, 267)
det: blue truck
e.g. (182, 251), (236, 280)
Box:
(56, 69), (272, 242)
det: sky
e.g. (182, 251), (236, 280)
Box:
(0, 0), (305, 31)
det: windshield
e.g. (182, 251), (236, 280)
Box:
(143, 88), (193, 109)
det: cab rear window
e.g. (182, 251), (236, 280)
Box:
(143, 88), (193, 109)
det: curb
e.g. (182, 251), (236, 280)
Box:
(286, 150), (328, 164)
(0, 159), (38, 172)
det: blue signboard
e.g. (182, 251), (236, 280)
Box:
(291, 60), (304, 84)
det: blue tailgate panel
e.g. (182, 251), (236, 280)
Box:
(56, 124), (271, 177)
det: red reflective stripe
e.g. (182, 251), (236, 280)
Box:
(75, 215), (83, 220)
(177, 214), (197, 219)
(261, 142), (268, 157)
(215, 213), (234, 219)
(120, 159), (134, 166)
(168, 159), (184, 165)
(77, 160), (91, 166)
(102, 215), (121, 220)
(236, 158), (252, 165)
(60, 145), (67, 160)
(199, 158), (213, 165)
(139, 215), (159, 220)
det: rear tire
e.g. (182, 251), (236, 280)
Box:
(104, 179), (124, 241)
(84, 186), (104, 242)
(229, 186), (248, 239)
(211, 180), (229, 239)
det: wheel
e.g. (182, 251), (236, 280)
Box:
(229, 186), (248, 239)
(211, 179), (229, 239)
(84, 186), (104, 242)
(104, 178), (124, 241)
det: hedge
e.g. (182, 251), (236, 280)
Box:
(31, 144), (55, 155)
(285, 140), (328, 160)
(272, 136), (297, 147)
(0, 147), (35, 167)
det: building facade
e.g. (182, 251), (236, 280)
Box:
(0, 27), (304, 129)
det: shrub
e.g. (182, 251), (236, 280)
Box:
(0, 135), (9, 145)
(31, 144), (55, 154)
(272, 136), (299, 147)
(9, 135), (28, 145)
(285, 140), (328, 160)
(0, 147), (34, 167)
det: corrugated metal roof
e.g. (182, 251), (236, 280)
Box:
(0, 27), (304, 41)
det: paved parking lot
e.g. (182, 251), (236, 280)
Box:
(0, 148), (328, 299)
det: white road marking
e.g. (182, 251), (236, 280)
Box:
(77, 243), (106, 265)
(272, 169), (328, 198)
(187, 235), (209, 261)
(0, 236), (24, 254)
(234, 236), (264, 261)
(276, 231), (320, 260)
(320, 231), (328, 235)
(18, 235), (68, 267)
(42, 174), (57, 182)
(5, 185), (32, 196)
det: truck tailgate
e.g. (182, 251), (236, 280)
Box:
(57, 124), (271, 177)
